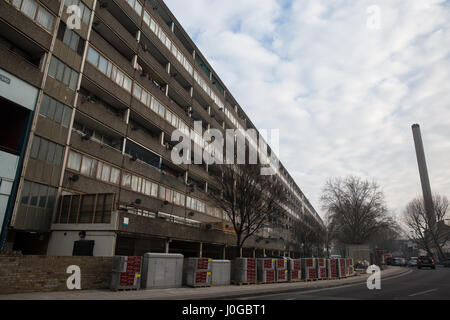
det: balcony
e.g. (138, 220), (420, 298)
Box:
(82, 62), (131, 107)
(77, 96), (127, 136)
(70, 129), (124, 168)
(0, 1), (53, 51)
(103, 0), (141, 36)
(93, 6), (139, 61)
(90, 30), (135, 77)
(0, 46), (43, 88)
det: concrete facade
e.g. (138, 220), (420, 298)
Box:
(0, 0), (323, 259)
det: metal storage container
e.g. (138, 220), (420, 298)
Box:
(141, 253), (184, 289)
(211, 260), (231, 286)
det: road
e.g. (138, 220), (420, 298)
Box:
(237, 266), (450, 300)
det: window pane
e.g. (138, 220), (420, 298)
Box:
(123, 76), (131, 92)
(122, 172), (131, 188)
(87, 47), (99, 66)
(29, 182), (39, 206)
(82, 6), (91, 25)
(40, 94), (50, 116)
(37, 138), (48, 161)
(159, 186), (165, 199)
(67, 151), (81, 171)
(63, 28), (71, 46)
(63, 66), (71, 86)
(47, 98), (56, 120)
(36, 7), (54, 31)
(106, 61), (112, 78)
(80, 156), (92, 175)
(110, 167), (120, 185)
(134, 1), (142, 15)
(101, 164), (110, 182)
(46, 187), (56, 209)
(54, 102), (63, 123)
(22, 0), (38, 20)
(96, 162), (103, 180)
(12, 0), (22, 9)
(38, 185), (48, 208)
(55, 60), (64, 81)
(70, 32), (79, 51)
(69, 71), (78, 90)
(133, 84), (141, 99)
(21, 181), (30, 205)
(61, 106), (72, 127)
(48, 56), (57, 78)
(98, 55), (107, 74)
(54, 144), (64, 166)
(30, 136), (40, 159)
(46, 141), (55, 163)
(158, 104), (165, 118)
(151, 183), (158, 197)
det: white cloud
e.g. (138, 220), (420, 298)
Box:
(165, 0), (450, 222)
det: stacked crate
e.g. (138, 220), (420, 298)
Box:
(327, 259), (339, 279)
(184, 257), (212, 287)
(257, 258), (276, 284)
(288, 259), (302, 282)
(301, 258), (317, 280)
(345, 258), (355, 276)
(316, 258), (327, 280)
(275, 258), (288, 282)
(338, 258), (346, 278)
(110, 256), (142, 290)
(232, 258), (257, 284)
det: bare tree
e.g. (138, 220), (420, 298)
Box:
(403, 194), (449, 260)
(292, 212), (326, 257)
(208, 163), (287, 257)
(320, 176), (392, 245)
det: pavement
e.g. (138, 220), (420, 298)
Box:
(0, 266), (409, 300)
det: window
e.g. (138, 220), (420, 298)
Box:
(57, 22), (84, 54)
(48, 56), (78, 91)
(9, 0), (54, 32)
(86, 46), (131, 92)
(39, 94), (72, 127)
(30, 136), (64, 166)
(67, 150), (81, 171)
(20, 180), (57, 210)
(64, 0), (91, 25)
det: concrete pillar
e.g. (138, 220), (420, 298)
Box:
(160, 131), (165, 146)
(412, 124), (435, 225)
(164, 240), (170, 253)
(263, 248), (266, 257)
(239, 247), (243, 258)
(170, 21), (175, 32)
(136, 30), (141, 42)
(199, 242), (203, 258)
(252, 248), (256, 258)
(223, 246), (226, 260)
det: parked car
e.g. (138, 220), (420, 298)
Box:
(392, 257), (407, 266)
(408, 257), (418, 267)
(417, 256), (436, 269)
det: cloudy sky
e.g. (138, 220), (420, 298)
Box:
(165, 0), (450, 222)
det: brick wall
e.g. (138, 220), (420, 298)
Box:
(0, 255), (113, 294)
